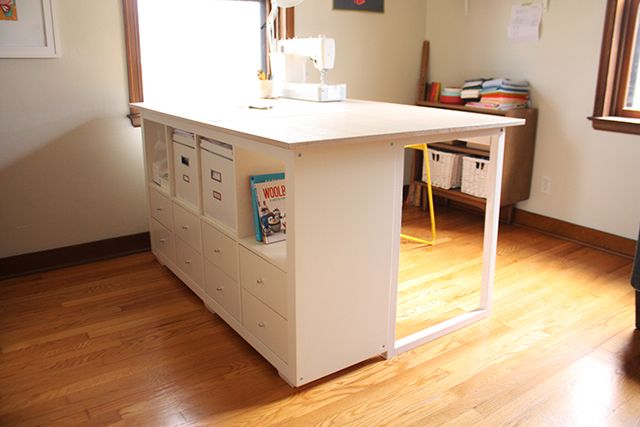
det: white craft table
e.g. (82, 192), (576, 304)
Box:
(133, 99), (524, 387)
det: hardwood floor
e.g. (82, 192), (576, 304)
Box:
(397, 206), (485, 338)
(1, 207), (638, 426)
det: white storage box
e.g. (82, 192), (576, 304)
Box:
(461, 156), (490, 198)
(172, 129), (199, 209)
(200, 138), (236, 231)
(424, 149), (463, 189)
(172, 129), (195, 147)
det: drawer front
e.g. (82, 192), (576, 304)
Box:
(149, 188), (173, 230)
(173, 202), (202, 251)
(173, 141), (199, 209)
(239, 246), (287, 318)
(150, 218), (175, 263)
(204, 260), (240, 320)
(202, 221), (238, 280)
(176, 238), (204, 289)
(201, 149), (237, 231)
(242, 289), (288, 362)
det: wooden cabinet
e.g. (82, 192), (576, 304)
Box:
(414, 102), (538, 223)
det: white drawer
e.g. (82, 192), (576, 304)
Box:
(201, 147), (237, 231)
(176, 238), (204, 289)
(239, 246), (287, 318)
(205, 260), (240, 320)
(173, 202), (202, 252)
(173, 140), (199, 209)
(202, 220), (238, 281)
(242, 289), (288, 362)
(150, 218), (175, 263)
(149, 187), (173, 230)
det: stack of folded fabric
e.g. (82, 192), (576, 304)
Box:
(440, 87), (464, 105)
(466, 78), (530, 110)
(460, 78), (487, 103)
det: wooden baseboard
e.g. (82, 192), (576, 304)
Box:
(513, 209), (637, 258)
(0, 232), (151, 280)
(2, 209), (635, 280)
(404, 189), (636, 257)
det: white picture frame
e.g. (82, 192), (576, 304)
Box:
(0, 0), (58, 58)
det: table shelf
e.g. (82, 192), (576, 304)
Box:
(412, 103), (538, 223)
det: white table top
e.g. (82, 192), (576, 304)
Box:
(133, 99), (524, 149)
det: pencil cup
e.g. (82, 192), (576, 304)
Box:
(259, 80), (273, 99)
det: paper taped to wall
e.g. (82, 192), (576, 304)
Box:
(508, 3), (542, 43)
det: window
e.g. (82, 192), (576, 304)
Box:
(620, 0), (640, 115)
(122, 0), (294, 126)
(591, 0), (640, 134)
(138, 0), (265, 105)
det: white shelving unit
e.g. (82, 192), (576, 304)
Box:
(136, 99), (523, 387)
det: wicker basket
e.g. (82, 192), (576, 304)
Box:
(461, 156), (490, 198)
(424, 149), (463, 189)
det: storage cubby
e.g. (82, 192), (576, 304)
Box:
(143, 117), (291, 385)
(142, 119), (170, 193)
(234, 146), (286, 242)
(232, 146), (288, 271)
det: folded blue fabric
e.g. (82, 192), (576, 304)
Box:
(482, 78), (529, 89)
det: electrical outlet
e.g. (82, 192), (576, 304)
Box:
(541, 176), (551, 194)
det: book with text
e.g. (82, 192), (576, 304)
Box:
(250, 173), (286, 243)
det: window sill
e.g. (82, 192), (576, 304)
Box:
(127, 106), (141, 128)
(589, 116), (640, 135)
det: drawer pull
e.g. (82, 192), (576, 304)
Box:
(155, 207), (163, 211)
(256, 278), (264, 285)
(185, 259), (192, 265)
(216, 286), (223, 291)
(258, 321), (266, 328)
(159, 238), (167, 243)
(213, 248), (221, 254)
(181, 225), (189, 230)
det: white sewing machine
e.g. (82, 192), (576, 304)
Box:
(270, 35), (347, 102)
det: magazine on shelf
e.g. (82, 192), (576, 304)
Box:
(250, 173), (286, 243)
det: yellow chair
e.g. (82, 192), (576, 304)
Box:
(402, 143), (436, 245)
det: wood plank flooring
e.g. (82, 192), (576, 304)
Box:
(397, 205), (485, 338)
(1, 207), (638, 426)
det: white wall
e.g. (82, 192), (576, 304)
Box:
(0, 0), (428, 259)
(295, 0), (427, 105)
(0, 0), (147, 258)
(296, 0), (427, 185)
(7, 0), (630, 259)
(425, 0), (640, 239)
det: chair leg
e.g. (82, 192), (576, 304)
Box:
(414, 183), (422, 208)
(401, 144), (436, 245)
(406, 181), (415, 205)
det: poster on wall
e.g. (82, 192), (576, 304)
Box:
(333, 0), (384, 13)
(0, 0), (57, 57)
(0, 0), (18, 21)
